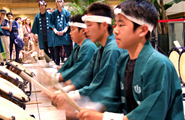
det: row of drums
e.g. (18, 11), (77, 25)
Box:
(0, 61), (35, 120)
(169, 47), (185, 84)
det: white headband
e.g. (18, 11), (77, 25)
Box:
(55, 0), (64, 3)
(69, 22), (87, 28)
(82, 15), (112, 24)
(114, 8), (154, 32)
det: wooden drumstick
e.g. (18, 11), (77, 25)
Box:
(20, 71), (82, 112)
(19, 71), (53, 96)
(53, 84), (82, 112)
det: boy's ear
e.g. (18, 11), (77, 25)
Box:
(102, 22), (108, 30)
(81, 28), (86, 34)
(138, 25), (149, 37)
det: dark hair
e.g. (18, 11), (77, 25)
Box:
(116, 0), (158, 40)
(15, 17), (21, 21)
(70, 14), (84, 31)
(86, 2), (114, 35)
(38, 0), (47, 7)
(6, 12), (13, 17)
(24, 33), (29, 38)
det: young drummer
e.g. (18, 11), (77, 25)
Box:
(52, 2), (126, 115)
(51, 14), (97, 87)
(77, 0), (184, 120)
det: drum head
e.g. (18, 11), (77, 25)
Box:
(0, 97), (35, 120)
(0, 77), (29, 102)
(9, 61), (35, 77)
(169, 50), (180, 77)
(180, 51), (185, 84)
(0, 66), (24, 83)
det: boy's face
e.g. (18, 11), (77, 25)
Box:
(57, 1), (63, 9)
(0, 13), (5, 19)
(85, 21), (104, 43)
(70, 26), (83, 45)
(114, 14), (139, 49)
(39, 4), (46, 12)
(7, 14), (13, 20)
(24, 36), (29, 43)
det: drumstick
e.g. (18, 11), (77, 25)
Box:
(53, 83), (82, 111)
(20, 70), (82, 112)
(19, 71), (53, 96)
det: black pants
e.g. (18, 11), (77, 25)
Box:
(10, 39), (20, 62)
(44, 41), (55, 63)
(54, 45), (71, 65)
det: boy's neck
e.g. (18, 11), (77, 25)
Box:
(41, 10), (45, 15)
(128, 38), (146, 59)
(58, 7), (62, 13)
(78, 37), (86, 47)
(99, 31), (109, 47)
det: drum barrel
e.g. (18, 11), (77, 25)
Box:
(0, 90), (26, 109)
(179, 48), (185, 84)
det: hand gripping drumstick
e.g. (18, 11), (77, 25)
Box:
(19, 71), (82, 111)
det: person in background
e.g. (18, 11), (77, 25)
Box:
(0, 9), (11, 63)
(51, 14), (97, 88)
(20, 33), (37, 63)
(50, 8), (55, 13)
(32, 0), (55, 66)
(8, 12), (20, 62)
(77, 0), (184, 120)
(0, 23), (5, 65)
(15, 17), (23, 39)
(50, 0), (71, 65)
(23, 17), (32, 40)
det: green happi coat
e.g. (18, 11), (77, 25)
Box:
(111, 40), (184, 119)
(72, 34), (127, 112)
(31, 11), (53, 49)
(0, 25), (4, 53)
(58, 39), (97, 81)
(50, 9), (71, 47)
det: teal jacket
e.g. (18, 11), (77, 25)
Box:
(31, 11), (53, 49)
(50, 9), (71, 47)
(0, 25), (4, 53)
(111, 40), (184, 119)
(58, 39), (97, 81)
(72, 34), (127, 111)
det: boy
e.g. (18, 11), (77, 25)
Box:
(50, 0), (71, 65)
(51, 14), (97, 88)
(52, 2), (126, 116)
(32, 0), (55, 64)
(77, 0), (184, 120)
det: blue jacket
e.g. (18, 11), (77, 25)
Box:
(50, 9), (71, 47)
(58, 39), (97, 81)
(31, 11), (53, 49)
(72, 34), (127, 112)
(111, 40), (184, 119)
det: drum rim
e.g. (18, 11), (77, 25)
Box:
(0, 97), (35, 120)
(179, 51), (185, 84)
(0, 77), (29, 101)
(168, 47), (180, 56)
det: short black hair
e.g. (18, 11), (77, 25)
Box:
(86, 2), (114, 35)
(70, 14), (84, 31)
(38, 0), (47, 7)
(15, 17), (21, 21)
(116, 0), (158, 40)
(6, 12), (13, 17)
(0, 9), (6, 14)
